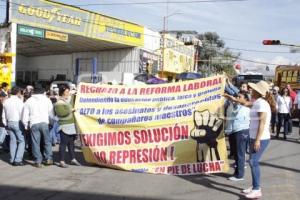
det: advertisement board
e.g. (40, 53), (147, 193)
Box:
(10, 0), (144, 46)
(163, 34), (195, 74)
(0, 53), (14, 87)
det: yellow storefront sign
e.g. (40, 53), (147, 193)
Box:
(45, 30), (68, 42)
(10, 0), (144, 47)
(74, 75), (229, 175)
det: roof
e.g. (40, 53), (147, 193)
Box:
(45, 0), (142, 27)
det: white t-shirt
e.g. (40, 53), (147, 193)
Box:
(295, 91), (300, 109)
(276, 95), (292, 114)
(249, 98), (271, 140)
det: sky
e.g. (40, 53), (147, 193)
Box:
(1, 0), (300, 76)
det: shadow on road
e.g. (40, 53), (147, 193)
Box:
(0, 184), (173, 200)
(180, 174), (248, 200)
(0, 146), (91, 168)
(260, 161), (300, 174)
(271, 137), (300, 144)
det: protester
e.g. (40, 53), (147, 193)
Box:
(3, 86), (25, 166)
(270, 86), (279, 134)
(225, 100), (237, 160)
(1, 82), (9, 96)
(225, 80), (276, 199)
(54, 85), (81, 168)
(276, 87), (293, 140)
(294, 90), (300, 141)
(226, 91), (250, 181)
(0, 92), (7, 146)
(287, 84), (296, 103)
(240, 82), (248, 92)
(225, 78), (239, 96)
(22, 85), (54, 168)
(23, 85), (34, 102)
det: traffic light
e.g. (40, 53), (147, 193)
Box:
(262, 40), (281, 45)
(184, 41), (194, 45)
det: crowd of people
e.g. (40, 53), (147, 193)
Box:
(0, 79), (299, 199)
(224, 79), (300, 199)
(0, 82), (81, 168)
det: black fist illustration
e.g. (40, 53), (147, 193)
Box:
(190, 110), (223, 162)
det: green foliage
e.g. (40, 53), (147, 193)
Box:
(196, 32), (239, 76)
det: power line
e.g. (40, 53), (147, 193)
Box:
(220, 36), (261, 45)
(2, 1), (299, 59)
(0, 0), (250, 7)
(227, 47), (297, 54)
(64, 0), (250, 6)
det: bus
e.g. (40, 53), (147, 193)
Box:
(274, 65), (300, 91)
(232, 73), (264, 88)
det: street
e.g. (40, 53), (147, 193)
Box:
(0, 125), (299, 200)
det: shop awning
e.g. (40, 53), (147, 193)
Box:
(17, 33), (132, 57)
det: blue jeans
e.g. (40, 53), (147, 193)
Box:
(234, 129), (249, 178)
(249, 139), (270, 190)
(50, 122), (60, 144)
(7, 121), (25, 163)
(31, 122), (53, 164)
(271, 112), (277, 133)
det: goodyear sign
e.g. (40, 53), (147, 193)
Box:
(10, 0), (144, 46)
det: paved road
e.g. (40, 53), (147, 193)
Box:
(0, 125), (299, 200)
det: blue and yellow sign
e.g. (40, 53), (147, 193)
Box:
(10, 0), (144, 47)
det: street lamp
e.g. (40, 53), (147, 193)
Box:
(161, 12), (183, 78)
(163, 12), (183, 34)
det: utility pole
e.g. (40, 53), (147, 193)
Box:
(5, 0), (9, 24)
(161, 17), (166, 78)
(161, 12), (182, 78)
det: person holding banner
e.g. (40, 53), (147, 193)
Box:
(225, 80), (276, 199)
(54, 85), (81, 168)
(225, 91), (250, 182)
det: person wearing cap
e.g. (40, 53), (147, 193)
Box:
(225, 80), (276, 199)
(3, 86), (25, 166)
(271, 86), (279, 134)
(276, 87), (293, 140)
(22, 85), (54, 168)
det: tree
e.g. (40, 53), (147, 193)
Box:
(196, 32), (239, 76)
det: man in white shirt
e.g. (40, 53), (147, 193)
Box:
(3, 86), (25, 166)
(22, 85), (54, 168)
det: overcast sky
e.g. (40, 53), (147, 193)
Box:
(1, 0), (300, 75)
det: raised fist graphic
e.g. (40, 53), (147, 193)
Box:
(190, 110), (223, 162)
